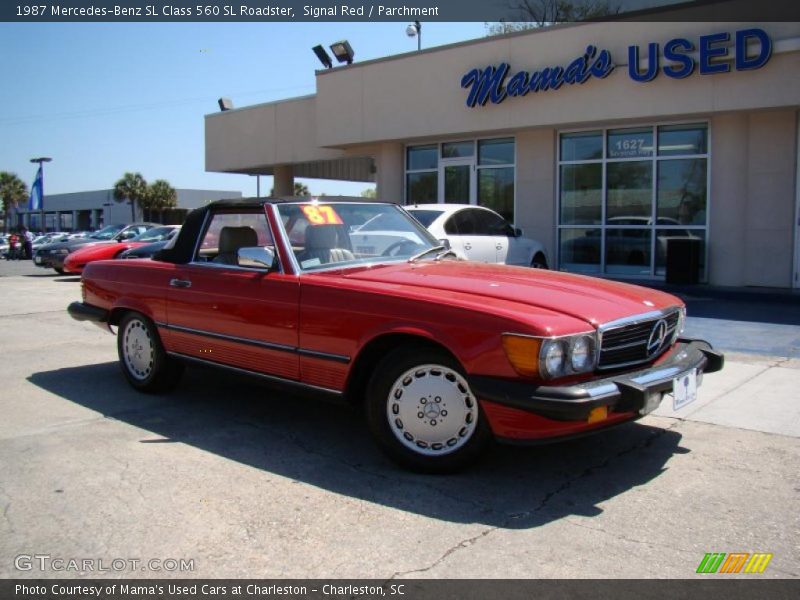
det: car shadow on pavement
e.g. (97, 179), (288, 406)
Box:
(28, 361), (686, 530)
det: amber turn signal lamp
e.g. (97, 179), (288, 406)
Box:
(502, 335), (542, 377)
(587, 406), (608, 423)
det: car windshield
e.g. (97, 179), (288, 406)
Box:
(132, 226), (175, 242)
(90, 225), (124, 240)
(276, 202), (440, 272)
(406, 209), (444, 228)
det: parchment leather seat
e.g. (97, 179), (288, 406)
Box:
(297, 224), (355, 265)
(212, 226), (258, 265)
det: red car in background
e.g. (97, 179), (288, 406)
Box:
(63, 226), (179, 274)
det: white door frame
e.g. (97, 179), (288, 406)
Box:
(438, 157), (476, 205)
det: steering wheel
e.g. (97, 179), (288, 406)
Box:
(381, 239), (424, 257)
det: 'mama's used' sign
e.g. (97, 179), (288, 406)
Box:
(461, 28), (772, 108)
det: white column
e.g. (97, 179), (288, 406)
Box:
(374, 143), (404, 203)
(272, 165), (295, 197)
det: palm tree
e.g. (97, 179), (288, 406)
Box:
(0, 172), (28, 233)
(143, 179), (177, 221)
(113, 172), (147, 223)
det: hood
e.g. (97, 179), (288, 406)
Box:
(66, 241), (122, 256)
(331, 260), (681, 327)
(40, 237), (110, 251)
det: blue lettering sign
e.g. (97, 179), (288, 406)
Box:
(735, 28), (772, 70)
(460, 46), (615, 108)
(463, 28), (772, 107)
(628, 43), (659, 82)
(698, 32), (731, 75)
(460, 64), (509, 107)
(663, 38), (695, 79)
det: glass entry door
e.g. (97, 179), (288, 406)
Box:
(440, 159), (475, 205)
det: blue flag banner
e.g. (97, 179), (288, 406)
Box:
(28, 166), (43, 211)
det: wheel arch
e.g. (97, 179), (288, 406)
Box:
(345, 332), (461, 407)
(108, 300), (157, 327)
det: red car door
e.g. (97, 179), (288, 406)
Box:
(164, 209), (300, 381)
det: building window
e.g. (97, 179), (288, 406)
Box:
(406, 145), (438, 204)
(405, 138), (516, 223)
(557, 123), (708, 279)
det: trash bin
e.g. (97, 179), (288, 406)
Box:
(666, 237), (701, 284)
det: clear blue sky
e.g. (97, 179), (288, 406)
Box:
(0, 22), (487, 199)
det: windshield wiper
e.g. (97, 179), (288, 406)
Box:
(408, 245), (458, 263)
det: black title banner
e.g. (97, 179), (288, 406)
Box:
(3, 0), (800, 22)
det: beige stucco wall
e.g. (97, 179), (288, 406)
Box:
(205, 96), (345, 173)
(315, 22), (800, 147)
(708, 110), (798, 287)
(515, 129), (557, 261)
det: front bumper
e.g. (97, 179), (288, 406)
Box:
(470, 338), (723, 422)
(34, 252), (68, 269)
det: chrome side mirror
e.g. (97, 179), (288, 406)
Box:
(238, 246), (277, 270)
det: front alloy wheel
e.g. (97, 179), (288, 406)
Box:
(365, 346), (491, 472)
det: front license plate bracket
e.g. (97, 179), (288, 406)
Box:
(672, 369), (698, 411)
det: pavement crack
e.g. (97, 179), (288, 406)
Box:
(386, 423), (680, 579)
(387, 526), (497, 579)
(0, 309), (65, 319)
(562, 518), (696, 555)
(241, 419), (496, 514)
(506, 423), (677, 524)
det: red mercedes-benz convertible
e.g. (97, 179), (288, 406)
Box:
(68, 199), (723, 472)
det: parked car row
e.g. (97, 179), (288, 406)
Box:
(33, 223), (160, 274)
(67, 198), (723, 472)
(63, 225), (180, 274)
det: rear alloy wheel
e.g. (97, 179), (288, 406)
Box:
(365, 346), (491, 472)
(117, 312), (183, 393)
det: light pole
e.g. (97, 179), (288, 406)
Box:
(406, 21), (421, 51)
(30, 157), (52, 231)
(250, 174), (261, 198)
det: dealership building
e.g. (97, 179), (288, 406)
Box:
(12, 188), (242, 231)
(205, 20), (800, 289)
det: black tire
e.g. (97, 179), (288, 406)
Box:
(117, 312), (184, 393)
(54, 267), (65, 275)
(531, 253), (548, 269)
(364, 345), (492, 473)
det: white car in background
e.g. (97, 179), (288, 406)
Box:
(406, 204), (549, 269)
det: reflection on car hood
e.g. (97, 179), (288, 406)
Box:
(327, 260), (680, 327)
(38, 238), (109, 252)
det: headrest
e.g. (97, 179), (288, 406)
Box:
(218, 226), (258, 253)
(304, 225), (340, 250)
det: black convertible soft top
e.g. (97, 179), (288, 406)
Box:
(152, 196), (389, 264)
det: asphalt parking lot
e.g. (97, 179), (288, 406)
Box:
(0, 259), (798, 579)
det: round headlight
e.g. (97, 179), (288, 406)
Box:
(570, 336), (593, 372)
(542, 340), (565, 378)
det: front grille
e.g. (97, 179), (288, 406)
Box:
(598, 310), (680, 369)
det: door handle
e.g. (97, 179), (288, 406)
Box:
(464, 243), (472, 250)
(496, 244), (503, 250)
(170, 278), (192, 289)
